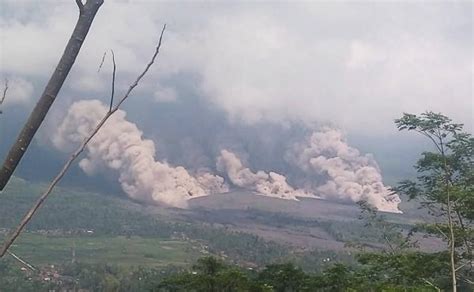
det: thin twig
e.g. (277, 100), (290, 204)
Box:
(421, 278), (441, 292)
(381, 221), (397, 254)
(109, 49), (116, 112)
(434, 224), (449, 241)
(75, 0), (84, 12)
(0, 78), (9, 109)
(7, 250), (36, 271)
(455, 261), (469, 272)
(0, 24), (166, 257)
(97, 51), (107, 73)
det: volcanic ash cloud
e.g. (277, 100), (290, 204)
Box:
(285, 128), (401, 213)
(53, 100), (400, 213)
(52, 99), (228, 208)
(216, 149), (308, 200)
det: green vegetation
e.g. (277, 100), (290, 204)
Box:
(3, 234), (200, 267)
(0, 257), (178, 292)
(0, 177), (176, 237)
(0, 256), (451, 291)
(0, 258), (53, 292)
(0, 176), (358, 270)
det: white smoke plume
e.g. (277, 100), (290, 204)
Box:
(285, 128), (401, 213)
(53, 99), (228, 208)
(53, 100), (400, 213)
(216, 149), (308, 200)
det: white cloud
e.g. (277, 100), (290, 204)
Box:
(70, 74), (107, 92)
(153, 84), (177, 103)
(347, 41), (387, 69)
(1, 77), (34, 106)
(0, 1), (471, 133)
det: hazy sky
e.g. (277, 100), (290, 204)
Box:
(1, 0), (472, 135)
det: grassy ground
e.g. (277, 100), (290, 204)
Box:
(4, 233), (202, 267)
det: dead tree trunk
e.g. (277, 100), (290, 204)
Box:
(0, 0), (104, 191)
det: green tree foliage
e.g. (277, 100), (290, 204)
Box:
(344, 202), (450, 291)
(0, 255), (452, 291)
(395, 112), (473, 289)
(158, 259), (325, 292)
(156, 257), (440, 292)
(255, 263), (310, 292)
(158, 257), (251, 292)
(356, 252), (450, 290)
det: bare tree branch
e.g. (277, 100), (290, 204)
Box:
(434, 224), (449, 241)
(6, 250), (36, 271)
(421, 278), (441, 292)
(0, 0), (104, 191)
(75, 0), (84, 12)
(455, 261), (469, 272)
(0, 78), (8, 105)
(0, 78), (8, 115)
(97, 51), (107, 73)
(0, 24), (166, 258)
(109, 49), (116, 112)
